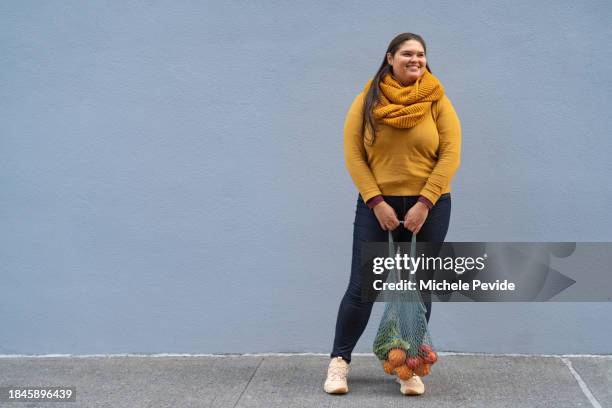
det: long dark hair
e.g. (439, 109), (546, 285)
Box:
(362, 33), (431, 144)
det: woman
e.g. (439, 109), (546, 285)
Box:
(324, 33), (461, 396)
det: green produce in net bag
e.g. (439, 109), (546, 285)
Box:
(373, 227), (438, 380)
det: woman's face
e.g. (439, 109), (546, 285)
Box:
(386, 40), (427, 86)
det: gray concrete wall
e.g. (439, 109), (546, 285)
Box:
(1, 0), (611, 355)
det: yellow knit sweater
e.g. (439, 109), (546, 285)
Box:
(343, 91), (461, 205)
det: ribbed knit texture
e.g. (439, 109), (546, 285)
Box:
(366, 70), (445, 130)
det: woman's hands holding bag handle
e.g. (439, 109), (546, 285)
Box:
(403, 201), (429, 234)
(372, 199), (429, 233)
(372, 201), (400, 231)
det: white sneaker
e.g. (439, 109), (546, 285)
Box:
(398, 375), (425, 395)
(323, 357), (349, 394)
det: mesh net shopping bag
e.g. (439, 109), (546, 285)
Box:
(373, 228), (439, 379)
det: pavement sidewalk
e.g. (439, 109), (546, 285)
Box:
(0, 353), (610, 407)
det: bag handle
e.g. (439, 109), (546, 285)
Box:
(388, 222), (417, 282)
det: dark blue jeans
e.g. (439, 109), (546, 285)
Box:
(330, 194), (451, 363)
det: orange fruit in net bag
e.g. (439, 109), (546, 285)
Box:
(422, 351), (438, 364)
(382, 360), (395, 374)
(388, 348), (407, 367)
(415, 363), (431, 377)
(395, 364), (413, 380)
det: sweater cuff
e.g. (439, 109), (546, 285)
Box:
(418, 195), (434, 209)
(366, 195), (384, 209)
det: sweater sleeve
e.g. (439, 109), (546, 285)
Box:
(419, 95), (462, 205)
(343, 92), (383, 202)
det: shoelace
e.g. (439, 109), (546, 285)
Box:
(328, 364), (348, 381)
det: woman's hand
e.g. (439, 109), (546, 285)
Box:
(372, 201), (400, 231)
(403, 201), (429, 234)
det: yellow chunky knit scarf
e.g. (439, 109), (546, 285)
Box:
(366, 70), (445, 129)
